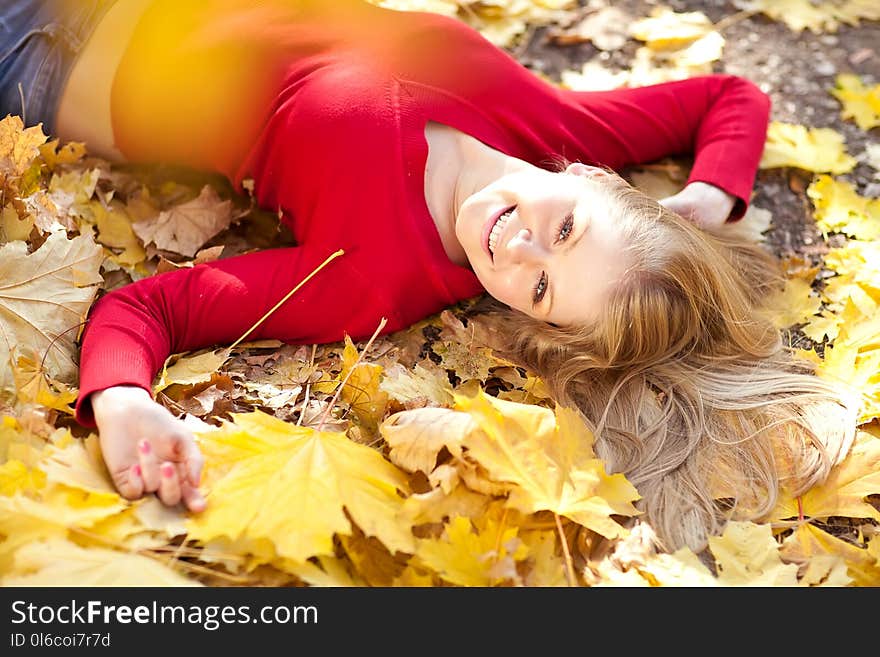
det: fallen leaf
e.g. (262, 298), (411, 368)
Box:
(0, 230), (103, 394)
(187, 411), (414, 562)
(132, 185), (235, 257)
(1, 537), (200, 586)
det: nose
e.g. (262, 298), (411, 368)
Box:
(505, 228), (546, 265)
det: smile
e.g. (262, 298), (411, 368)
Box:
(485, 206), (515, 260)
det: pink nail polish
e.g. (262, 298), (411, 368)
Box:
(160, 463), (174, 478)
(139, 440), (151, 455)
(132, 464), (142, 478)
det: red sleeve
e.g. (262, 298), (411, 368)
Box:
(561, 74), (771, 221)
(74, 244), (385, 426)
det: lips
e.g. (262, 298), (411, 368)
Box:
(481, 205), (514, 262)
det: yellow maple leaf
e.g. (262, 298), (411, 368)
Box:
(743, 0), (839, 33)
(0, 490), (127, 572)
(760, 122), (857, 174)
(0, 230), (104, 394)
(2, 538), (199, 586)
(400, 483), (491, 527)
(339, 334), (389, 433)
(801, 310), (841, 344)
(831, 73), (880, 130)
(453, 390), (641, 539)
(414, 515), (530, 586)
(765, 276), (822, 329)
(285, 555), (367, 587)
(0, 459), (45, 496)
(0, 204), (33, 242)
(807, 174), (880, 240)
(780, 523), (876, 586)
(90, 201), (147, 267)
(771, 430), (880, 523)
(187, 411), (414, 563)
(606, 547), (719, 587)
(0, 114), (48, 177)
(40, 432), (123, 503)
(814, 325), (880, 424)
(708, 521), (800, 586)
(630, 7), (714, 50)
(37, 138), (87, 171)
(12, 355), (78, 414)
(519, 528), (568, 587)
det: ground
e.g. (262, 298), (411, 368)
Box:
(517, 0), (878, 257)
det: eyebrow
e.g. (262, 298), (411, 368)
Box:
(546, 209), (584, 320)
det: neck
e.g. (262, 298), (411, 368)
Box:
(424, 122), (527, 267)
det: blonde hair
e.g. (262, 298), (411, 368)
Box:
(467, 169), (860, 553)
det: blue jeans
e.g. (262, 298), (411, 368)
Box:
(0, 0), (116, 134)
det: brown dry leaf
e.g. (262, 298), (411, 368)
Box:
(0, 230), (104, 394)
(380, 361), (455, 410)
(547, 5), (632, 50)
(132, 185), (235, 257)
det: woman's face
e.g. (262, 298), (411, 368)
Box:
(455, 162), (630, 326)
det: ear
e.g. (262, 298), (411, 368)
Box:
(564, 162), (608, 179)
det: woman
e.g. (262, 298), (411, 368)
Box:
(3, 0), (859, 553)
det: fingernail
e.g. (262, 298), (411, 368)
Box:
(138, 440), (151, 455)
(132, 464), (142, 478)
(160, 462), (174, 478)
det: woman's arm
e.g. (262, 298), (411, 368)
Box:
(76, 243), (378, 509)
(560, 74), (772, 222)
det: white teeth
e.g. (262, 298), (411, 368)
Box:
(488, 207), (513, 255)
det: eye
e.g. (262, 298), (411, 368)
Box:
(532, 271), (547, 305)
(556, 212), (574, 243)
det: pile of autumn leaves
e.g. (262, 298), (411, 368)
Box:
(2, 8), (880, 589)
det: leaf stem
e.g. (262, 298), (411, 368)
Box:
(554, 513), (577, 587)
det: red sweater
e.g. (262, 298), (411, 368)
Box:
(75, 0), (771, 425)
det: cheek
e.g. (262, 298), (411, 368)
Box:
(475, 268), (523, 309)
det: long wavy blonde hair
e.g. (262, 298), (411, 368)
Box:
(466, 169), (861, 553)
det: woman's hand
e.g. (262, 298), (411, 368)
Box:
(91, 385), (206, 512)
(658, 182), (737, 230)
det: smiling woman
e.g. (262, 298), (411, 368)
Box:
(0, 0), (861, 553)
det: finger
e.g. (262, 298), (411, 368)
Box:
(116, 464), (145, 501)
(165, 428), (205, 487)
(181, 480), (207, 513)
(138, 439), (161, 493)
(184, 442), (205, 487)
(157, 461), (182, 507)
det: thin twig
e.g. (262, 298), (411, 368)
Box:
(317, 317), (388, 431)
(296, 344), (317, 427)
(228, 249), (345, 351)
